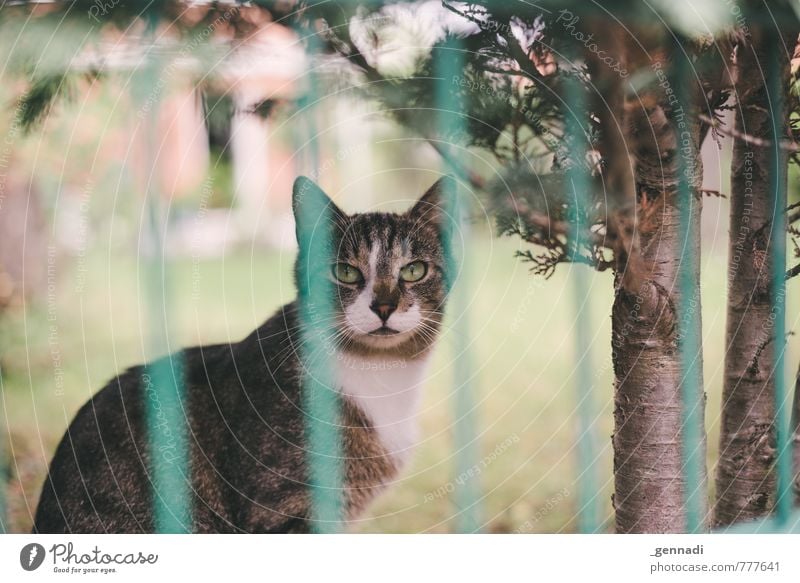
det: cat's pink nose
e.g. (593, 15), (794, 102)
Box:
(370, 302), (397, 323)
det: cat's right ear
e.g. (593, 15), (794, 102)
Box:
(292, 176), (346, 244)
(407, 175), (455, 231)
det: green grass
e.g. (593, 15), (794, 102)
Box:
(2, 229), (799, 533)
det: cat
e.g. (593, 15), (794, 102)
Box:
(33, 175), (452, 533)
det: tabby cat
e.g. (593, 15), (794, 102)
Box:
(33, 176), (451, 533)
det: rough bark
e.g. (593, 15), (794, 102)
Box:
(610, 36), (707, 533)
(714, 30), (787, 526)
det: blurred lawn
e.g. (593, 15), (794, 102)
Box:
(3, 226), (800, 533)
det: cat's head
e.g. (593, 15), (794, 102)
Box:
(292, 176), (453, 359)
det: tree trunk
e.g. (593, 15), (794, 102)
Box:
(793, 37), (800, 510)
(713, 30), (786, 526)
(610, 41), (707, 533)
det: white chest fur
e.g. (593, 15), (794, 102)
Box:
(334, 353), (430, 466)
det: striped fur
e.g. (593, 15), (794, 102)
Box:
(33, 176), (450, 533)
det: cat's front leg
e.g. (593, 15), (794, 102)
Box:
(237, 492), (311, 533)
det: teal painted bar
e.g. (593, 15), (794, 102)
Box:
(296, 33), (344, 533)
(434, 37), (483, 533)
(716, 507), (800, 534)
(563, 73), (601, 533)
(144, 355), (190, 533)
(136, 20), (191, 532)
(673, 38), (705, 534)
(767, 33), (792, 527)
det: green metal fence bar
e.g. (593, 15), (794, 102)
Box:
(673, 35), (705, 534)
(434, 37), (482, 533)
(136, 20), (191, 533)
(296, 31), (344, 533)
(767, 31), (792, 527)
(563, 73), (601, 533)
(716, 507), (800, 534)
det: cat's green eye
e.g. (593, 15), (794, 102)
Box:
(399, 261), (427, 283)
(333, 263), (363, 284)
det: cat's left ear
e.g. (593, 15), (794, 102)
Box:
(407, 175), (454, 230)
(292, 176), (346, 244)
